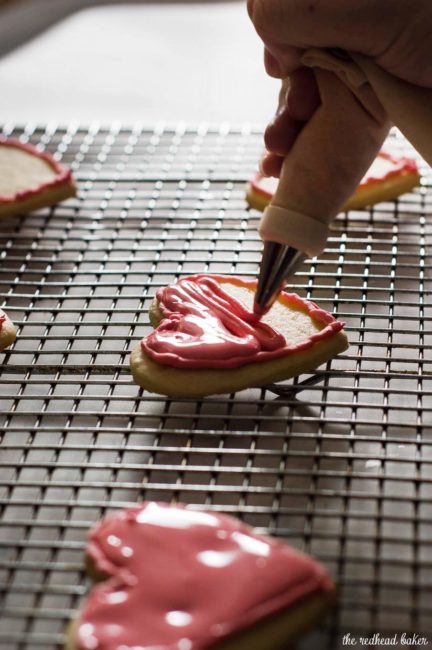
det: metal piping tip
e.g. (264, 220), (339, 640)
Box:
(253, 242), (306, 317)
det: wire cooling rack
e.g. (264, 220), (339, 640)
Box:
(0, 123), (431, 650)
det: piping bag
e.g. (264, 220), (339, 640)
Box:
(254, 49), (432, 316)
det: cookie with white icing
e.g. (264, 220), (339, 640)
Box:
(0, 137), (76, 218)
(246, 150), (421, 213)
(0, 309), (16, 352)
(66, 502), (336, 650)
(130, 274), (348, 397)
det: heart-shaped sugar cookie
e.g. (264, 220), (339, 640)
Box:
(0, 137), (76, 218)
(67, 502), (335, 650)
(130, 274), (349, 397)
(246, 150), (420, 213)
(0, 309), (16, 352)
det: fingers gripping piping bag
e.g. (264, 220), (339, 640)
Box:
(254, 50), (432, 316)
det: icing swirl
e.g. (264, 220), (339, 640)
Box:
(141, 274), (344, 369)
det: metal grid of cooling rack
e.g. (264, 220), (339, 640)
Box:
(0, 123), (431, 650)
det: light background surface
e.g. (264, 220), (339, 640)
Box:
(0, 1), (279, 125)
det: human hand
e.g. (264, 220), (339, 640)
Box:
(248, 0), (432, 176)
(248, 0), (432, 87)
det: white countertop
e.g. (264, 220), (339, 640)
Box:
(0, 2), (279, 126)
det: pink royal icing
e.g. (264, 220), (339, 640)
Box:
(76, 502), (334, 650)
(359, 150), (419, 187)
(0, 137), (73, 204)
(141, 274), (344, 369)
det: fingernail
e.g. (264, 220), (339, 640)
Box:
(264, 48), (283, 78)
(258, 153), (270, 176)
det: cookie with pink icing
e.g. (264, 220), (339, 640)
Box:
(0, 137), (76, 218)
(130, 274), (348, 396)
(246, 150), (421, 213)
(0, 309), (16, 352)
(66, 502), (336, 650)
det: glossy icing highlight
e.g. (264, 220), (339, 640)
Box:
(141, 274), (344, 369)
(76, 502), (334, 650)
